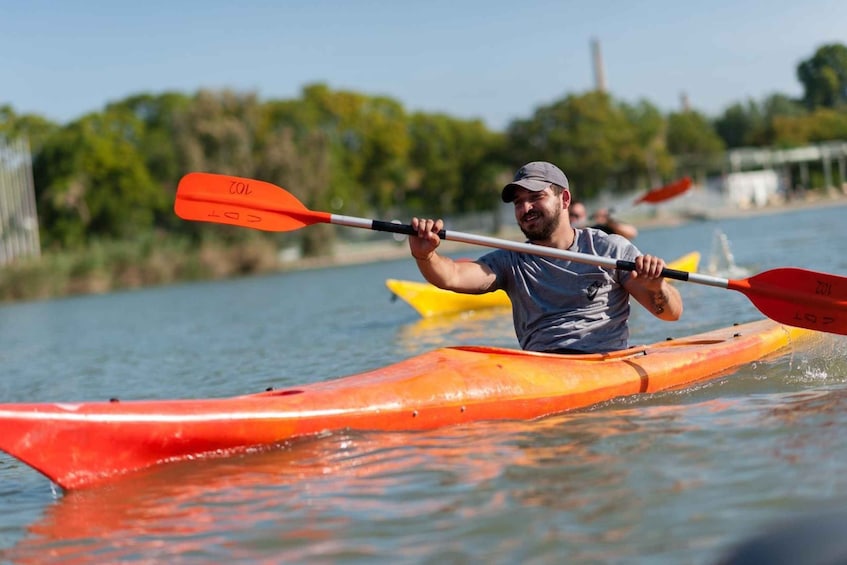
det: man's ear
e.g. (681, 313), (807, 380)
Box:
(562, 189), (571, 210)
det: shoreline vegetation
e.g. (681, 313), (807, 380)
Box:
(2, 190), (846, 305)
(3, 43), (846, 305)
(4, 43), (847, 306)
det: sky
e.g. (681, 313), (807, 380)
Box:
(2, 0), (846, 131)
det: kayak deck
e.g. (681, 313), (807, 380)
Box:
(0, 318), (813, 490)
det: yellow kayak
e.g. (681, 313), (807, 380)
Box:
(387, 251), (701, 318)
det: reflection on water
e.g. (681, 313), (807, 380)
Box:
(3, 416), (596, 562)
(395, 308), (517, 353)
(6, 403), (702, 563)
(2, 203), (847, 562)
(11, 357), (847, 563)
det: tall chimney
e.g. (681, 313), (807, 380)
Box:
(591, 37), (606, 93)
(680, 91), (691, 112)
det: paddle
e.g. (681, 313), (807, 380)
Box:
(175, 172), (847, 336)
(589, 177), (692, 237)
(634, 177), (693, 205)
(608, 177), (691, 226)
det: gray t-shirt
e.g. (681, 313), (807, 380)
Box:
(477, 228), (641, 353)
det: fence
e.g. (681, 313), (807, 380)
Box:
(0, 136), (40, 265)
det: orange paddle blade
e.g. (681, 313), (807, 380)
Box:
(727, 268), (847, 335)
(634, 177), (692, 204)
(174, 172), (330, 232)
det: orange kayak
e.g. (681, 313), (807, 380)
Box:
(388, 251), (701, 317)
(0, 318), (814, 490)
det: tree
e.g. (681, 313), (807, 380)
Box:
(619, 99), (674, 187)
(756, 94), (807, 146)
(0, 105), (60, 155)
(506, 91), (646, 199)
(32, 111), (165, 248)
(714, 100), (763, 148)
(714, 94), (808, 148)
(105, 92), (191, 187)
(102, 93), (193, 232)
(666, 110), (725, 157)
(172, 89), (261, 177)
(506, 91), (678, 197)
(772, 108), (847, 146)
(797, 43), (847, 110)
(295, 83), (411, 214)
(407, 113), (505, 215)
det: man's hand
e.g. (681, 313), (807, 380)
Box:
(409, 217), (444, 261)
(631, 254), (667, 288)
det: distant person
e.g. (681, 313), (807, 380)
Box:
(569, 201), (588, 228)
(570, 201), (638, 240)
(408, 161), (682, 354)
(591, 207), (638, 240)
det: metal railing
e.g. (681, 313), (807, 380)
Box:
(0, 136), (41, 266)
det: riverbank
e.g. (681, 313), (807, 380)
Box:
(2, 189), (846, 305)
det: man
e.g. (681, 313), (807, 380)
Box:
(571, 201), (638, 240)
(569, 201), (588, 228)
(409, 161), (683, 354)
(590, 207), (638, 240)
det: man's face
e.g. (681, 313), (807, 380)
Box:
(512, 186), (563, 241)
(569, 204), (587, 227)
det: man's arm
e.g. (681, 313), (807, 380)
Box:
(409, 218), (497, 294)
(606, 217), (638, 240)
(594, 209), (638, 240)
(623, 255), (683, 321)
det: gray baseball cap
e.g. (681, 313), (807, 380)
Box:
(501, 161), (569, 202)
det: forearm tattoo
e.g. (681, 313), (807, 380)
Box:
(649, 289), (668, 315)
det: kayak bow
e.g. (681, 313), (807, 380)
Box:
(0, 319), (815, 490)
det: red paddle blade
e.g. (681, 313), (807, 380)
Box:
(175, 172), (330, 232)
(728, 268), (847, 335)
(634, 177), (693, 204)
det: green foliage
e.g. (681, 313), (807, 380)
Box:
(666, 110), (725, 157)
(0, 105), (60, 155)
(32, 111), (165, 248)
(257, 83), (418, 253)
(106, 92), (191, 190)
(173, 89), (262, 177)
(407, 113), (505, 216)
(0, 232), (281, 303)
(798, 43), (847, 110)
(618, 99), (675, 187)
(1, 41), (844, 297)
(506, 92), (680, 198)
(772, 108), (847, 145)
(714, 100), (763, 148)
(714, 94), (809, 148)
(294, 83), (412, 214)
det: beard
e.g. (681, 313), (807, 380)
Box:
(519, 208), (561, 241)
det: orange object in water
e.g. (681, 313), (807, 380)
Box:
(634, 177), (693, 204)
(0, 319), (817, 491)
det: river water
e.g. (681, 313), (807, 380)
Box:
(1, 202), (847, 563)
